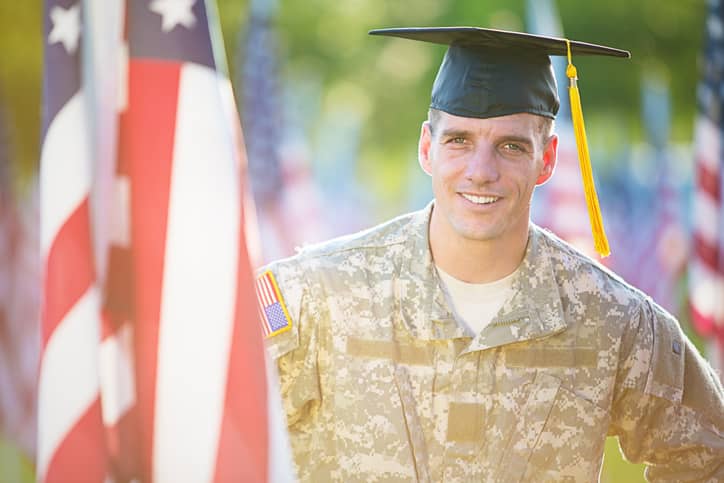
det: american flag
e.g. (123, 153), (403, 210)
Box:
(256, 271), (292, 338)
(604, 75), (688, 315)
(239, 0), (331, 262)
(690, 0), (724, 373)
(37, 1), (108, 481)
(38, 0), (294, 481)
(240, 0), (283, 207)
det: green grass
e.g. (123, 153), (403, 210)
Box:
(600, 436), (646, 482)
(0, 436), (34, 483)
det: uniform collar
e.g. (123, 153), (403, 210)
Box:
(397, 203), (567, 347)
(396, 202), (467, 340)
(461, 224), (568, 354)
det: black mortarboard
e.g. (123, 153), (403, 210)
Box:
(369, 27), (630, 257)
(368, 27), (629, 120)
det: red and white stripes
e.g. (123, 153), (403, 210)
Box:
(38, 2), (295, 481)
(690, 115), (724, 360)
(256, 272), (278, 310)
(37, 65), (108, 483)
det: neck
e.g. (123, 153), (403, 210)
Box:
(428, 211), (529, 284)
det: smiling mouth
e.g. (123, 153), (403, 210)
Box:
(461, 193), (500, 205)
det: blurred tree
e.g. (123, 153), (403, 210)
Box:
(0, 2), (42, 188)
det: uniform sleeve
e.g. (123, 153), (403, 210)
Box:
(610, 299), (724, 482)
(259, 259), (323, 428)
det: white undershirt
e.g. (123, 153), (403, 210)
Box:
(435, 266), (517, 336)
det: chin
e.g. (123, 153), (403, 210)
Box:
(454, 225), (502, 242)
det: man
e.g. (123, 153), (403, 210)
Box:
(257, 27), (724, 481)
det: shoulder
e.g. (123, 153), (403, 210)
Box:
(257, 207), (427, 357)
(261, 207), (425, 277)
(529, 226), (675, 362)
(531, 227), (705, 397)
(295, 208), (421, 259)
(532, 225), (651, 311)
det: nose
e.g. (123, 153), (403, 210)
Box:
(464, 145), (499, 184)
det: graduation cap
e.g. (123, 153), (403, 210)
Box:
(369, 27), (631, 257)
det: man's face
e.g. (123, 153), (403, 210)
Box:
(418, 110), (557, 246)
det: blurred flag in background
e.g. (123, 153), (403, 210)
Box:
(37, 0), (293, 481)
(690, 0), (724, 374)
(526, 0), (598, 258)
(0, 101), (40, 481)
(601, 74), (689, 318)
(239, 0), (330, 263)
(528, 0), (689, 317)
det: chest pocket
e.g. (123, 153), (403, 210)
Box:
(497, 372), (610, 482)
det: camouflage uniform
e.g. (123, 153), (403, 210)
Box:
(263, 203), (724, 482)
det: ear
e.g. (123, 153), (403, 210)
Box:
(418, 121), (433, 176)
(535, 134), (558, 186)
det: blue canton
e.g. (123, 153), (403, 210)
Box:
(264, 303), (288, 332)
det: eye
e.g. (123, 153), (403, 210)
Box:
(502, 142), (523, 152)
(446, 136), (468, 145)
(500, 142), (530, 155)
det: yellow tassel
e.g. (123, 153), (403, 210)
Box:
(565, 40), (610, 257)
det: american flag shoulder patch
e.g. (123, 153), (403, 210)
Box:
(255, 270), (292, 338)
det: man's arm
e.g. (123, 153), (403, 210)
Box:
(259, 259), (322, 427)
(610, 299), (724, 481)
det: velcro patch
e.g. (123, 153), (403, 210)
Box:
(346, 337), (434, 365)
(447, 402), (484, 442)
(505, 347), (598, 367)
(255, 270), (292, 338)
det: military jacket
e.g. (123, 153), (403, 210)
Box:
(262, 203), (724, 482)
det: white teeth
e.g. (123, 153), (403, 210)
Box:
(462, 193), (499, 204)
